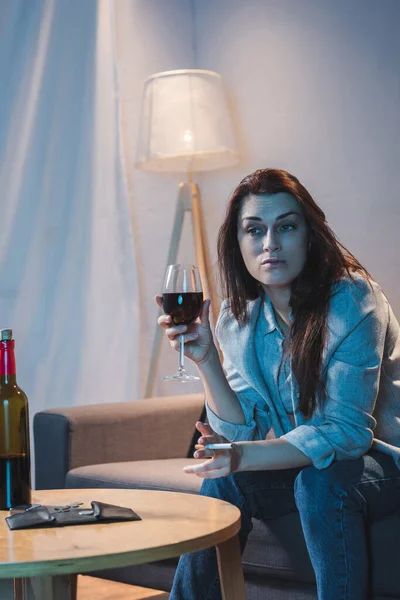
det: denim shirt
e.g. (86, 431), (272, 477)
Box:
(206, 273), (400, 470)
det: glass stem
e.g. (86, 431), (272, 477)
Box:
(179, 334), (185, 372)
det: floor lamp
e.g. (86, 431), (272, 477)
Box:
(135, 69), (238, 398)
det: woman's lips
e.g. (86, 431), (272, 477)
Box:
(261, 260), (286, 269)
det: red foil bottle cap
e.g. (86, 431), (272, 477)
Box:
(0, 330), (16, 375)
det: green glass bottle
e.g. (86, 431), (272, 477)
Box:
(0, 329), (31, 509)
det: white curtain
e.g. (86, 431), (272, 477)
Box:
(0, 0), (140, 443)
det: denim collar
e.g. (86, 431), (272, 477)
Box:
(261, 292), (293, 335)
(262, 293), (279, 334)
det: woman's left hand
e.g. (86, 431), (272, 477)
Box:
(183, 427), (243, 479)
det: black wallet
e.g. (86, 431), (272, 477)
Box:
(6, 501), (141, 530)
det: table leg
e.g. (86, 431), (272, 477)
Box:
(14, 578), (24, 599)
(13, 574), (77, 600)
(216, 534), (246, 600)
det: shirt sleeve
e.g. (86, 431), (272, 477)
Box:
(206, 303), (271, 442)
(281, 279), (388, 469)
(206, 352), (271, 442)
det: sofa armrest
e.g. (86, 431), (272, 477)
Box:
(34, 393), (205, 490)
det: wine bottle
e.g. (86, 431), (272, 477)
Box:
(0, 329), (31, 509)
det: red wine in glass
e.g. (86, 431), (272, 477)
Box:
(162, 292), (203, 326)
(161, 265), (203, 382)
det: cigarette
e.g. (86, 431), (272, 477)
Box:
(204, 443), (234, 450)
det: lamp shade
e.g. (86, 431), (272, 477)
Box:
(135, 69), (238, 173)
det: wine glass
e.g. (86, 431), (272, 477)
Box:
(162, 264), (203, 382)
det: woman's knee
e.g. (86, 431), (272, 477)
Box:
(294, 458), (365, 512)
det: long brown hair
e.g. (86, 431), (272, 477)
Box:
(217, 168), (371, 418)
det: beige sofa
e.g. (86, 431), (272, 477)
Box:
(34, 393), (400, 599)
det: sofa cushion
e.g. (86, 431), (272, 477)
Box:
(66, 458), (203, 494)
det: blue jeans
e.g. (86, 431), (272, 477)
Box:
(169, 451), (400, 600)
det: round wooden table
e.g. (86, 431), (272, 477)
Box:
(0, 488), (246, 599)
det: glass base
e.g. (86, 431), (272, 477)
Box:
(163, 369), (200, 382)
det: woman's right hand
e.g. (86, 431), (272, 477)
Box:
(194, 421), (228, 451)
(155, 296), (216, 365)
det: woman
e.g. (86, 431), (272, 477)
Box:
(156, 168), (400, 600)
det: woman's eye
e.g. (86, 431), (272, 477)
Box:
(278, 223), (296, 232)
(247, 227), (262, 236)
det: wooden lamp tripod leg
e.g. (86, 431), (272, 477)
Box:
(190, 182), (220, 330)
